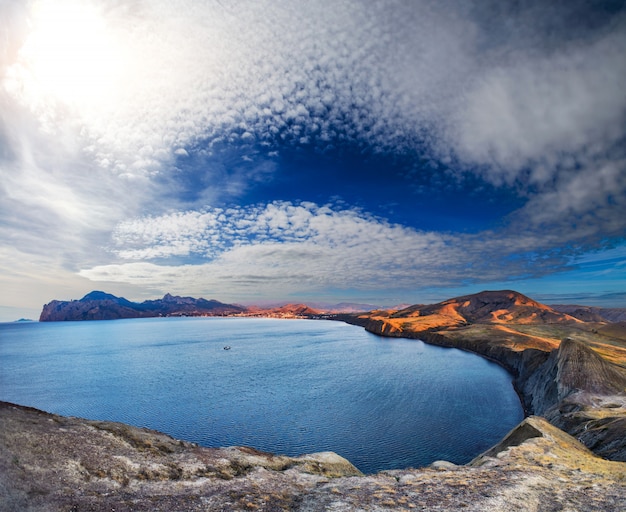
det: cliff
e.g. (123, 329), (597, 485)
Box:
(340, 290), (626, 462)
(1, 402), (624, 511)
(39, 291), (246, 321)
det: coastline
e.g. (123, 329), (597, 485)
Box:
(335, 314), (546, 414)
(335, 313), (626, 462)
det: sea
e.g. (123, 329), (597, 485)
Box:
(0, 317), (524, 474)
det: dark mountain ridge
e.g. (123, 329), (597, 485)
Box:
(39, 292), (382, 322)
(39, 291), (246, 321)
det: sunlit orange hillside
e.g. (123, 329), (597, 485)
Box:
(347, 290), (626, 366)
(393, 290), (581, 325)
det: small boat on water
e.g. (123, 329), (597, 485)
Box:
(223, 346), (231, 350)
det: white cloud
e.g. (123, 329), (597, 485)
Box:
(83, 201), (462, 295)
(6, 0), (624, 205)
(81, 200), (585, 298)
(512, 157), (626, 246)
(110, 201), (445, 260)
(450, 22), (626, 183)
(3, 0), (478, 181)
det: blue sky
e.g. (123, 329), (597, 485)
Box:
(1, 0), (626, 321)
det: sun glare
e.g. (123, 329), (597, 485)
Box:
(14, 0), (122, 109)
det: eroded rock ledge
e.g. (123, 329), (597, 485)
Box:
(1, 402), (625, 511)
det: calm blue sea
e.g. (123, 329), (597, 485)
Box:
(0, 317), (523, 473)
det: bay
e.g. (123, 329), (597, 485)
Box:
(0, 317), (523, 474)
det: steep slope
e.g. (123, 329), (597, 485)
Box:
(533, 339), (626, 461)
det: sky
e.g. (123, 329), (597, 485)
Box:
(1, 0), (626, 321)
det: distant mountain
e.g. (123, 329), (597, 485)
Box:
(81, 291), (130, 303)
(305, 301), (382, 313)
(269, 303), (321, 316)
(242, 301), (381, 314)
(238, 303), (323, 318)
(39, 291), (246, 322)
(38, 291), (375, 322)
(551, 305), (626, 323)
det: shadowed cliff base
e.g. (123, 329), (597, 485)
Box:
(1, 402), (625, 511)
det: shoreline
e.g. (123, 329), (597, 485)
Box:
(7, 312), (626, 461)
(1, 315), (524, 475)
(343, 317), (540, 416)
(335, 314), (626, 462)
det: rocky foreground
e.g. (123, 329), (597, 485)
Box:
(3, 289), (626, 510)
(1, 403), (625, 511)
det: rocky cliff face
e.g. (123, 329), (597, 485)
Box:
(536, 339), (626, 460)
(39, 291), (246, 321)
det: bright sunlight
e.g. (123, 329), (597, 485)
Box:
(9, 0), (123, 110)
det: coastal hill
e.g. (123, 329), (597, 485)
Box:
(394, 289), (579, 324)
(243, 303), (323, 318)
(39, 291), (246, 321)
(342, 290), (625, 359)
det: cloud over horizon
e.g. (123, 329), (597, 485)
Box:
(80, 200), (593, 299)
